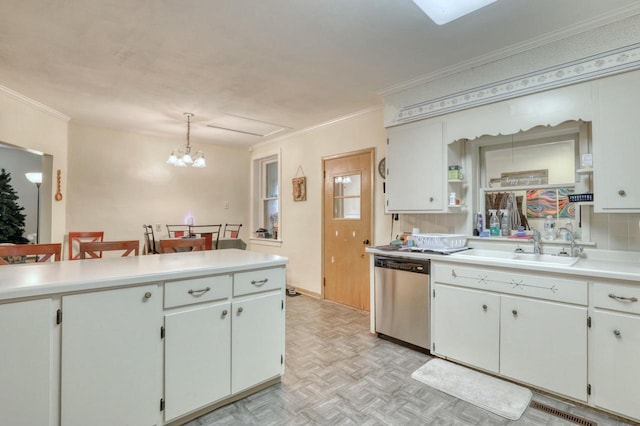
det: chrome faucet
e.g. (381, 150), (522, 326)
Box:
(529, 230), (542, 254)
(556, 227), (584, 257)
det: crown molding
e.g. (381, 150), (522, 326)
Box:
(387, 42), (640, 126)
(0, 84), (70, 122)
(379, 4), (640, 96)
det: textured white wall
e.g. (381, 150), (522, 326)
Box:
(249, 107), (389, 295)
(0, 88), (69, 243)
(67, 123), (250, 253)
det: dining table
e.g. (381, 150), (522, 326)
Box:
(158, 237), (246, 251)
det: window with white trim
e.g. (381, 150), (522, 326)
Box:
(252, 154), (280, 240)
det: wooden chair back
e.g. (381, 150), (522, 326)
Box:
(223, 223), (242, 239)
(68, 231), (104, 260)
(79, 240), (139, 259)
(188, 224), (222, 250)
(143, 225), (158, 254)
(166, 224), (190, 238)
(0, 243), (62, 265)
(159, 238), (206, 253)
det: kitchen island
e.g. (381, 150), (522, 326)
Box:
(366, 243), (640, 423)
(0, 249), (288, 426)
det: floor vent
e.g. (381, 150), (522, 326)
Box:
(529, 401), (597, 425)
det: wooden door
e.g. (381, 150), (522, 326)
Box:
(323, 149), (373, 311)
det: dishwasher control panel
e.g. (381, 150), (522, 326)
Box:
(374, 256), (430, 274)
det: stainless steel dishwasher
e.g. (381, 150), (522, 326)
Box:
(374, 255), (430, 351)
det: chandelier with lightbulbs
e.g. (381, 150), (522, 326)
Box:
(167, 113), (206, 168)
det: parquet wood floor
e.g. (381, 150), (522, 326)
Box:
(188, 295), (630, 426)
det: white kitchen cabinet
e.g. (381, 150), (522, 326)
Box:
(60, 284), (163, 426)
(432, 283), (500, 373)
(232, 292), (284, 393)
(431, 262), (588, 402)
(164, 302), (231, 422)
(385, 119), (444, 212)
(593, 70), (640, 212)
(500, 295), (587, 401)
(0, 298), (54, 426)
(591, 280), (640, 421)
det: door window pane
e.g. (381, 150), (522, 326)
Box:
(333, 174), (361, 219)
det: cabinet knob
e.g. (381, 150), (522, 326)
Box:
(512, 309), (518, 317)
(222, 309), (228, 317)
(613, 329), (621, 337)
(618, 189), (627, 197)
(144, 291), (152, 299)
(429, 197), (434, 202)
(237, 307), (244, 314)
(482, 304), (487, 311)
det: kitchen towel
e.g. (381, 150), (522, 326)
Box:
(411, 358), (532, 420)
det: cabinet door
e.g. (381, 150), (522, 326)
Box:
(164, 302), (231, 422)
(432, 284), (500, 373)
(61, 285), (162, 426)
(231, 292), (284, 393)
(0, 299), (53, 426)
(386, 119), (444, 212)
(592, 310), (640, 420)
(594, 71), (640, 211)
(500, 295), (587, 401)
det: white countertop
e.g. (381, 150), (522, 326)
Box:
(366, 245), (640, 283)
(0, 249), (288, 302)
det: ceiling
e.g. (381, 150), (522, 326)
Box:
(1, 0), (639, 148)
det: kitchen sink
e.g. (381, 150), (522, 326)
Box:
(452, 249), (579, 266)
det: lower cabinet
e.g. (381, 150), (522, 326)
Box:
(591, 280), (640, 421)
(432, 263), (588, 403)
(500, 295), (587, 401)
(164, 302), (231, 422)
(232, 292), (285, 393)
(60, 284), (163, 426)
(432, 284), (500, 373)
(0, 298), (54, 426)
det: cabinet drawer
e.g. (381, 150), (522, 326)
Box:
(433, 263), (587, 305)
(593, 281), (640, 314)
(234, 267), (284, 296)
(165, 275), (232, 308)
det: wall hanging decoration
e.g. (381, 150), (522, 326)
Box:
(55, 169), (63, 201)
(292, 165), (307, 202)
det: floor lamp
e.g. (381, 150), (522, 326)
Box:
(25, 172), (43, 244)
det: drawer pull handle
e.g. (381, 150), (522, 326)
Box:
(613, 329), (621, 337)
(482, 304), (487, 311)
(512, 309), (518, 317)
(188, 286), (211, 295)
(608, 293), (638, 302)
(251, 278), (269, 286)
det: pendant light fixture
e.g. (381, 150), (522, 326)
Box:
(167, 113), (206, 168)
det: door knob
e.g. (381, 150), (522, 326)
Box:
(363, 239), (370, 245)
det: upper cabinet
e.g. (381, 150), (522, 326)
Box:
(386, 119), (444, 213)
(593, 71), (640, 212)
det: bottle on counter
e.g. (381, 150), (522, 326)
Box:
(543, 215), (556, 240)
(500, 209), (510, 236)
(489, 209), (500, 236)
(474, 212), (482, 236)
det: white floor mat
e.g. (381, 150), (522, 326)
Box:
(411, 358), (532, 420)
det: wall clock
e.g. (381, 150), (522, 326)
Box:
(378, 158), (386, 179)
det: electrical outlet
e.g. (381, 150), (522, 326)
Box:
(224, 200), (230, 209)
(156, 224), (162, 232)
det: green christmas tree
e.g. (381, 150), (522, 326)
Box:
(0, 168), (29, 244)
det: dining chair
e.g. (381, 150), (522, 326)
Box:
(166, 224), (190, 238)
(79, 240), (139, 259)
(0, 243), (62, 265)
(143, 225), (158, 254)
(223, 224), (242, 239)
(68, 231), (104, 260)
(159, 237), (206, 253)
(188, 224), (222, 250)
